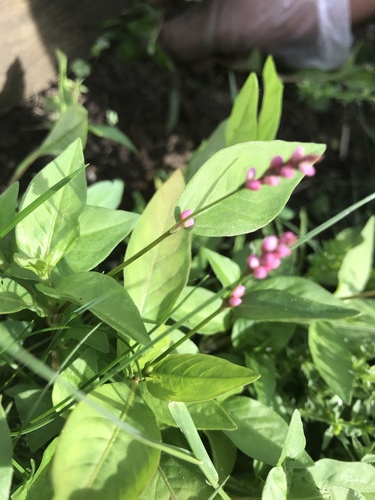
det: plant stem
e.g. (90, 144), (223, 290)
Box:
(9, 149), (42, 185)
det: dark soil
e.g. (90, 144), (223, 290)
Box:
(1, 47), (375, 230)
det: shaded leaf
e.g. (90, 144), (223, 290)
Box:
(88, 124), (137, 153)
(262, 466), (287, 500)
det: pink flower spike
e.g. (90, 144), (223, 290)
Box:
(252, 266), (268, 279)
(247, 254), (260, 269)
(279, 231), (297, 246)
(264, 175), (281, 186)
(180, 209), (195, 228)
(246, 179), (262, 191)
(275, 244), (291, 259)
(261, 252), (281, 271)
(246, 168), (257, 181)
(280, 165), (295, 178)
(298, 161), (316, 177)
(231, 285), (245, 298)
(290, 146), (305, 164)
(269, 155), (283, 170)
(262, 235), (279, 253)
(228, 296), (242, 307)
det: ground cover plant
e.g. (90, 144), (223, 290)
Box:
(1, 55), (375, 500)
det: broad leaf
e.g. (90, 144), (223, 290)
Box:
(146, 354), (259, 402)
(39, 272), (149, 345)
(222, 397), (312, 467)
(52, 382), (161, 500)
(257, 57), (283, 140)
(53, 205), (139, 277)
(177, 141), (326, 237)
(87, 179), (124, 209)
(0, 277), (40, 314)
(336, 216), (375, 297)
(0, 400), (12, 500)
(236, 289), (359, 322)
(15, 140), (86, 279)
(39, 105), (88, 155)
(171, 286), (229, 335)
(203, 248), (241, 288)
(125, 170), (191, 323)
(226, 72), (259, 146)
(309, 321), (354, 404)
(262, 466), (287, 500)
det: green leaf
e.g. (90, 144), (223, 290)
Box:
(246, 353), (276, 406)
(0, 277), (40, 314)
(87, 179), (124, 209)
(205, 431), (237, 482)
(262, 466), (287, 500)
(39, 272), (149, 345)
(0, 400), (12, 500)
(52, 382), (161, 500)
(203, 248), (241, 288)
(171, 286), (229, 335)
(88, 124), (137, 153)
(237, 289), (359, 323)
(39, 105), (88, 155)
(257, 57), (283, 141)
(336, 216), (375, 297)
(226, 73), (259, 146)
(143, 387), (237, 430)
(125, 170), (191, 323)
(232, 318), (295, 352)
(12, 438), (58, 500)
(177, 141), (326, 237)
(309, 321), (354, 404)
(53, 205), (139, 277)
(15, 140), (86, 279)
(146, 354), (259, 402)
(278, 410), (310, 465)
(222, 397), (312, 467)
(0, 183), (19, 230)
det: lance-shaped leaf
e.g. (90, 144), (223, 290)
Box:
(177, 141), (326, 237)
(309, 321), (354, 404)
(39, 272), (149, 345)
(15, 140), (86, 279)
(52, 382), (161, 500)
(257, 56), (283, 141)
(236, 289), (359, 323)
(146, 354), (259, 402)
(125, 170), (191, 323)
(53, 205), (139, 278)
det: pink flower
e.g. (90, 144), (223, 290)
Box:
(261, 252), (281, 271)
(247, 254), (260, 269)
(264, 175), (281, 186)
(228, 285), (246, 307)
(279, 231), (297, 246)
(298, 161), (316, 177)
(280, 165), (295, 178)
(269, 155), (283, 170)
(262, 235), (279, 253)
(290, 146), (305, 164)
(246, 179), (262, 191)
(180, 209), (195, 228)
(253, 266), (268, 279)
(228, 296), (243, 307)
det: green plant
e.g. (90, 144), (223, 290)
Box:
(1, 57), (375, 500)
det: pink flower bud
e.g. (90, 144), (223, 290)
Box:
(290, 146), (305, 164)
(231, 285), (246, 298)
(252, 266), (268, 279)
(280, 165), (295, 178)
(264, 175), (281, 186)
(247, 254), (260, 269)
(275, 244), (291, 259)
(298, 161), (316, 177)
(269, 155), (283, 170)
(262, 235), (279, 253)
(180, 209), (195, 228)
(228, 296), (242, 307)
(246, 168), (257, 181)
(246, 179), (262, 191)
(279, 232), (297, 246)
(261, 252), (281, 271)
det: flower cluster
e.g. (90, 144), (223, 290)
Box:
(227, 285), (246, 307)
(247, 232), (297, 279)
(246, 147), (321, 191)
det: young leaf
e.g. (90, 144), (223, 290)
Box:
(226, 72), (259, 146)
(124, 170), (191, 323)
(222, 397), (312, 467)
(88, 124), (137, 153)
(203, 248), (241, 288)
(146, 354), (259, 402)
(87, 179), (124, 209)
(257, 56), (283, 141)
(52, 382), (161, 500)
(236, 289), (359, 322)
(15, 140), (86, 279)
(336, 216), (375, 297)
(309, 321), (354, 404)
(0, 400), (12, 500)
(171, 286), (229, 335)
(0, 277), (40, 314)
(278, 410), (310, 465)
(177, 141), (326, 237)
(262, 466), (287, 500)
(39, 272), (149, 345)
(53, 205), (139, 278)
